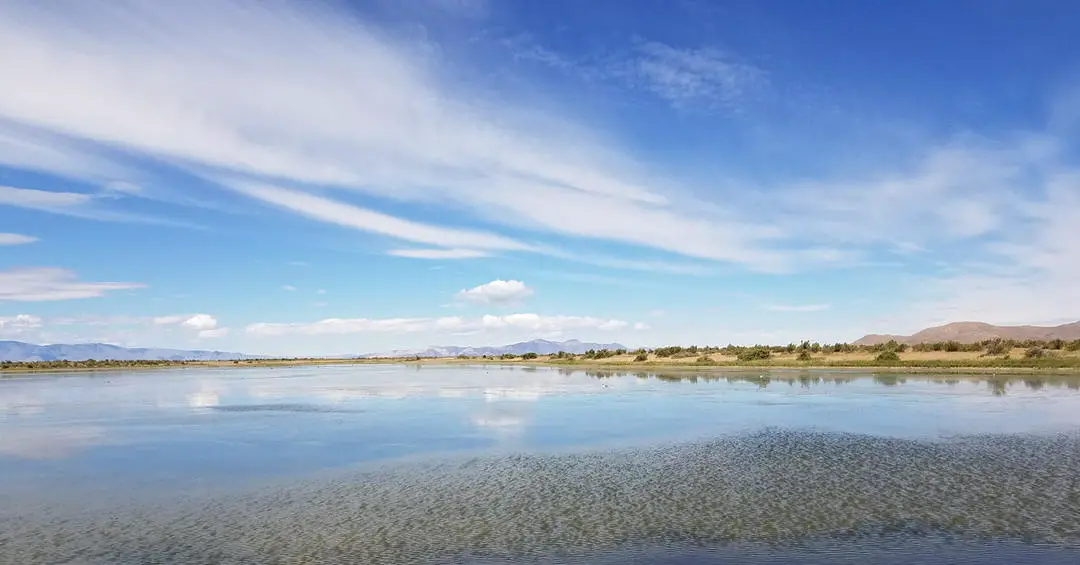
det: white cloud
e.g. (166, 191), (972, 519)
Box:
(632, 42), (766, 109)
(0, 233), (38, 245)
(282, 284), (297, 291)
(230, 182), (531, 252)
(0, 314), (43, 337)
(103, 180), (141, 194)
(783, 137), (1052, 247)
(2, 314), (237, 347)
(388, 248), (489, 260)
(455, 279), (533, 306)
(0, 127), (133, 183)
(2, 0), (1074, 293)
(0, 0), (819, 272)
(245, 313), (633, 337)
(316, 289), (326, 294)
(0, 267), (144, 301)
(633, 322), (651, 330)
(154, 313), (219, 331)
(903, 170), (1080, 328)
(0, 185), (91, 210)
(764, 303), (831, 312)
(182, 314), (219, 331)
(197, 327), (229, 339)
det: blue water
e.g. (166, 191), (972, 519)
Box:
(2, 365), (1080, 564)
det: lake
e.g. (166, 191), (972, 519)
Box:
(2, 365), (1080, 564)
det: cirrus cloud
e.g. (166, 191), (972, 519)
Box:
(0, 267), (144, 302)
(0, 233), (38, 245)
(388, 248), (489, 260)
(0, 0), (819, 273)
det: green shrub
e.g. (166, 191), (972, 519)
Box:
(737, 347), (771, 362)
(499, 353), (517, 360)
(796, 350), (812, 361)
(875, 350), (901, 362)
(984, 339), (1009, 356)
(1024, 347), (1045, 359)
(634, 353), (649, 362)
(695, 355), (713, 364)
(521, 352), (538, 360)
(653, 346), (684, 358)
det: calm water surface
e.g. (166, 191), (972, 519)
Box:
(2, 365), (1080, 563)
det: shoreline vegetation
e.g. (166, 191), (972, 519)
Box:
(4, 338), (1080, 375)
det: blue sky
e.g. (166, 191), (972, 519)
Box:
(1, 0), (1079, 356)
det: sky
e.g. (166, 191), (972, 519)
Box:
(1, 0), (1079, 356)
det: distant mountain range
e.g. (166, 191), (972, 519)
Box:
(0, 341), (257, 362)
(0, 338), (628, 362)
(855, 321), (1080, 346)
(358, 339), (627, 358)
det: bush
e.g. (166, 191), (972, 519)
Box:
(521, 352), (538, 360)
(695, 355), (713, 364)
(634, 353), (649, 362)
(653, 346), (684, 358)
(499, 353), (517, 360)
(796, 350), (812, 361)
(984, 339), (1009, 356)
(1067, 340), (1080, 352)
(737, 347), (771, 362)
(1025, 347), (1045, 359)
(875, 350), (901, 362)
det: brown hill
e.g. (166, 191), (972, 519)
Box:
(854, 321), (1080, 346)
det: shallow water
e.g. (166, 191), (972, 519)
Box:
(2, 365), (1080, 563)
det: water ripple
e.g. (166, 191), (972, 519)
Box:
(3, 430), (1079, 564)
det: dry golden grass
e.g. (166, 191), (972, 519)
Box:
(6, 348), (1080, 375)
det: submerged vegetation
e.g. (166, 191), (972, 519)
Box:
(5, 431), (1080, 563)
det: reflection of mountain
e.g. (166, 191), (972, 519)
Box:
(358, 339), (627, 358)
(0, 340), (257, 362)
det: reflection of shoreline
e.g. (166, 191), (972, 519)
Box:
(231, 367), (1080, 404)
(603, 371), (1080, 395)
(7, 357), (1080, 377)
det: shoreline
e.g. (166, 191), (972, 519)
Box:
(4, 356), (1080, 376)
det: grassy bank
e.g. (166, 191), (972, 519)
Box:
(4, 347), (1080, 375)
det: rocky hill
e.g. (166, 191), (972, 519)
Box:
(855, 321), (1080, 345)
